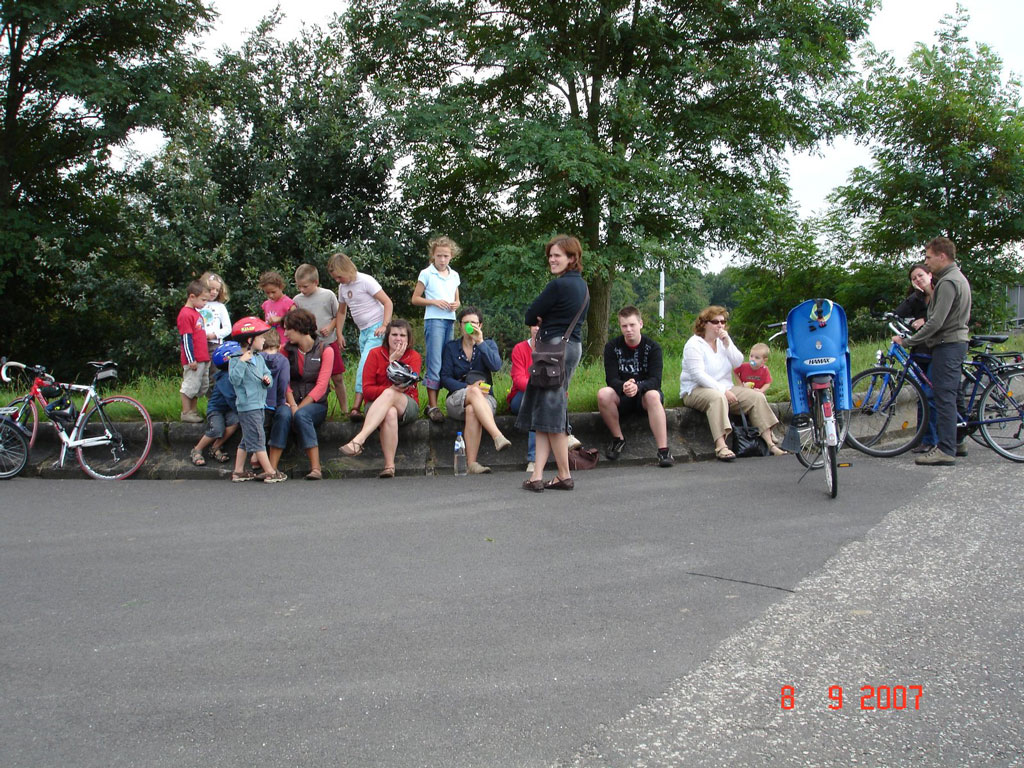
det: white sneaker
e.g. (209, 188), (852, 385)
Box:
(526, 461), (535, 473)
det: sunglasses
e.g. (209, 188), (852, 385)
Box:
(707, 319), (727, 325)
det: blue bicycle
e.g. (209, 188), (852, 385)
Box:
(778, 299), (852, 498)
(845, 313), (1024, 460)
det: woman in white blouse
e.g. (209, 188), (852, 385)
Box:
(679, 306), (784, 460)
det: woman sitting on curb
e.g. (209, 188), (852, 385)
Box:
(679, 305), (784, 461)
(340, 319), (422, 478)
(267, 308), (334, 480)
(440, 306), (511, 473)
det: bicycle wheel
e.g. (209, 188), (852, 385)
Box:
(978, 372), (1024, 462)
(795, 396), (849, 469)
(0, 417), (29, 478)
(4, 396), (38, 449)
(845, 367), (927, 457)
(959, 369), (991, 445)
(824, 442), (838, 497)
(75, 396), (154, 480)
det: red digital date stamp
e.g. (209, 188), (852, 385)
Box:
(781, 684), (923, 710)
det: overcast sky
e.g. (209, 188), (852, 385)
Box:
(191, 0), (1024, 253)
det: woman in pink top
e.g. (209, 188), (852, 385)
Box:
(266, 308), (334, 480)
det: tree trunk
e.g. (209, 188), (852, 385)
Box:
(584, 267), (612, 361)
(579, 183), (608, 361)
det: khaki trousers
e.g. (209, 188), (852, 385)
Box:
(682, 386), (779, 442)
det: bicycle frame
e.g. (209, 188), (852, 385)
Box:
(22, 374), (111, 467)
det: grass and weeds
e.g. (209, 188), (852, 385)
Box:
(2, 336), (1019, 422)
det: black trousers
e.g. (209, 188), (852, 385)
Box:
(927, 341), (968, 456)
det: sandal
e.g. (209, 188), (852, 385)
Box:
(427, 406), (445, 424)
(522, 479), (545, 492)
(378, 466), (395, 479)
(348, 408), (364, 422)
(340, 440), (364, 457)
(189, 449), (206, 467)
(305, 468), (323, 481)
(768, 444), (788, 456)
(231, 471), (256, 483)
(715, 446), (737, 462)
(212, 448), (231, 463)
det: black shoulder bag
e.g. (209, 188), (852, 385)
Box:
(528, 288), (590, 389)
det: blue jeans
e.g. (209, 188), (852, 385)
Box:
(355, 323), (384, 394)
(423, 318), (454, 391)
(268, 402), (327, 450)
(927, 342), (968, 456)
(509, 391), (536, 461)
(911, 352), (938, 447)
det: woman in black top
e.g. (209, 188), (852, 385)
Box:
(894, 262), (938, 452)
(894, 263), (933, 332)
(517, 234), (590, 491)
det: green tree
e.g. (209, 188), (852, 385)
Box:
(0, 0), (212, 370)
(119, 16), (401, 369)
(828, 8), (1024, 326)
(344, 0), (876, 358)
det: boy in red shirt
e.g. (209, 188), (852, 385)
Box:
(178, 279), (211, 422)
(734, 343), (772, 393)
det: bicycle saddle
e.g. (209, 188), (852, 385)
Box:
(87, 360), (117, 370)
(969, 335), (1009, 346)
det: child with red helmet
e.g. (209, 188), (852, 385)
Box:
(228, 316), (287, 483)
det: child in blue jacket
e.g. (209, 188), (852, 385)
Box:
(228, 317), (287, 484)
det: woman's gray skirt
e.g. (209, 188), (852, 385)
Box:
(514, 340), (582, 434)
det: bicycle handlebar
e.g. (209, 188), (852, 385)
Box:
(880, 312), (914, 338)
(1, 360), (53, 384)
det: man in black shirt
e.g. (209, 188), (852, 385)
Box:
(597, 306), (673, 467)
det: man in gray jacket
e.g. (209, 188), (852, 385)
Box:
(894, 236), (972, 465)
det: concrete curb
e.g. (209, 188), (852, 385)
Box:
(22, 404), (796, 480)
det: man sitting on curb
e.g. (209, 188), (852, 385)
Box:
(597, 306), (674, 467)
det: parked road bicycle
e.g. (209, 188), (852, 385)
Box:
(0, 409), (29, 479)
(772, 298), (852, 499)
(845, 314), (1024, 461)
(1, 359), (154, 479)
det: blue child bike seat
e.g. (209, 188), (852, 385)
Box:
(785, 298), (852, 415)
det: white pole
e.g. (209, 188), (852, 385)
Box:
(659, 266), (666, 321)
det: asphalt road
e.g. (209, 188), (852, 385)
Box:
(1, 449), (1021, 767)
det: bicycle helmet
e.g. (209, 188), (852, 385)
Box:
(212, 340), (242, 369)
(231, 316), (271, 342)
(386, 360), (421, 388)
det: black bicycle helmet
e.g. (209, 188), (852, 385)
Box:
(386, 360), (420, 388)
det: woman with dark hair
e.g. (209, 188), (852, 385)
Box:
(340, 319), (422, 478)
(679, 305), (783, 461)
(266, 308), (335, 480)
(895, 263), (933, 331)
(894, 263), (938, 452)
(517, 234), (590, 491)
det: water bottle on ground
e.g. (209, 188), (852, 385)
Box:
(454, 431), (467, 476)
